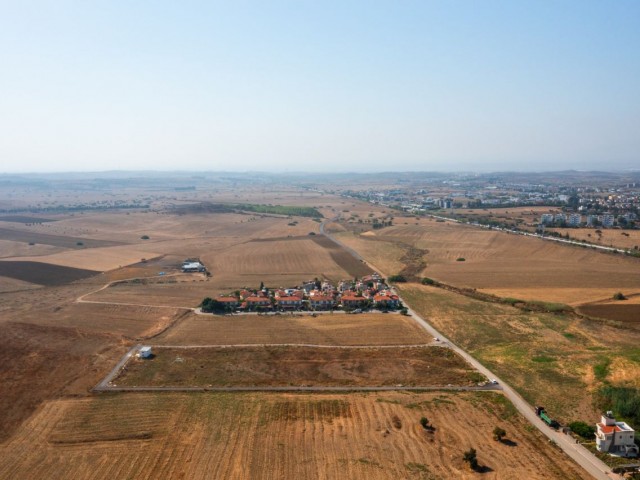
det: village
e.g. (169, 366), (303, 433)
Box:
(200, 273), (402, 313)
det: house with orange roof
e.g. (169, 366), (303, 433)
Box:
(245, 296), (272, 311)
(596, 412), (638, 457)
(309, 294), (335, 310)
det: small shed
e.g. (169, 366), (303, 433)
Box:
(139, 346), (153, 359)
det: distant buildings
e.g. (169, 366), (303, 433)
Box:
(596, 412), (638, 457)
(601, 214), (615, 228)
(568, 214), (582, 227)
(540, 214), (554, 225)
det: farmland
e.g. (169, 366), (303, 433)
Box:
(397, 283), (640, 423)
(0, 392), (585, 479)
(154, 313), (432, 346)
(0, 260), (99, 286)
(115, 345), (475, 387)
(335, 218), (640, 305)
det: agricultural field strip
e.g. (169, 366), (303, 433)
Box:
(150, 343), (442, 349)
(94, 385), (502, 393)
(320, 217), (613, 480)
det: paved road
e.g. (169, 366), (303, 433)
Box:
(95, 345), (140, 390)
(320, 217), (617, 480)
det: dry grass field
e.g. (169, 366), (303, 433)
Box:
(154, 313), (432, 346)
(0, 275), (41, 293)
(116, 345), (475, 387)
(398, 283), (640, 422)
(548, 227), (640, 250)
(0, 391), (585, 479)
(346, 219), (640, 305)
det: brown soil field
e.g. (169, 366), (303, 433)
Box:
(0, 260), (99, 285)
(116, 346), (476, 387)
(154, 313), (432, 346)
(333, 230), (406, 276)
(309, 235), (373, 277)
(577, 303), (640, 325)
(0, 391), (585, 479)
(353, 220), (640, 305)
(0, 226), (125, 248)
(0, 321), (121, 443)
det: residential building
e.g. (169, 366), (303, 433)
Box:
(341, 293), (367, 308)
(216, 296), (240, 308)
(540, 214), (554, 225)
(596, 412), (639, 457)
(601, 214), (615, 228)
(373, 292), (400, 308)
(276, 296), (303, 310)
(245, 296), (272, 310)
(309, 295), (335, 310)
(568, 214), (582, 227)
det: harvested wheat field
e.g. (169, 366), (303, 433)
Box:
(29, 303), (188, 338)
(354, 220), (640, 305)
(116, 345), (472, 387)
(155, 313), (432, 346)
(0, 391), (585, 479)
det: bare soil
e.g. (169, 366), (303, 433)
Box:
(0, 261), (99, 285)
(0, 226), (125, 248)
(115, 346), (475, 387)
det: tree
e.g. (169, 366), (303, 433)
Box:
(399, 307), (408, 316)
(613, 292), (626, 301)
(462, 448), (478, 470)
(492, 427), (506, 442)
(568, 421), (595, 439)
(421, 277), (436, 285)
(140, 235), (150, 240)
(388, 274), (407, 283)
(259, 281), (264, 290)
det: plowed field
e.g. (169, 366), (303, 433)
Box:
(0, 392), (585, 479)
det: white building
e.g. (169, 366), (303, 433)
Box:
(554, 213), (567, 224)
(586, 215), (598, 227)
(182, 261), (206, 272)
(139, 346), (153, 359)
(601, 214), (615, 228)
(596, 412), (638, 457)
(568, 214), (582, 227)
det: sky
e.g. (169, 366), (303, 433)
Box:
(0, 1), (638, 173)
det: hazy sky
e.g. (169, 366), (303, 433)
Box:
(1, 1), (638, 173)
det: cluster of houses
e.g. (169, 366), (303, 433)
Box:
(539, 213), (630, 228)
(211, 273), (401, 312)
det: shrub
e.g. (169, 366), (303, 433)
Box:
(462, 448), (478, 470)
(141, 235), (150, 240)
(420, 417), (429, 429)
(421, 277), (436, 285)
(569, 421), (595, 439)
(76, 241), (84, 246)
(456, 257), (465, 262)
(613, 292), (626, 300)
(493, 427), (506, 441)
(399, 307), (408, 315)
(388, 274), (407, 283)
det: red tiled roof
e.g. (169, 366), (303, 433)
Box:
(310, 296), (334, 302)
(598, 423), (623, 434)
(245, 296), (270, 303)
(277, 296), (301, 302)
(217, 296), (239, 303)
(342, 295), (365, 302)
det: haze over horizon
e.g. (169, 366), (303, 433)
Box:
(1, 1), (638, 174)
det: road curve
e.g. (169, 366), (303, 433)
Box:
(320, 217), (617, 480)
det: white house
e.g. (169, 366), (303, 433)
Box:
(139, 346), (153, 359)
(596, 412), (638, 457)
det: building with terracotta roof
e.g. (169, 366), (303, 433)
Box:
(596, 412), (638, 457)
(276, 296), (303, 310)
(309, 295), (335, 310)
(340, 293), (367, 308)
(245, 296), (272, 310)
(216, 296), (240, 308)
(373, 292), (400, 308)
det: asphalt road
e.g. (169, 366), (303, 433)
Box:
(320, 216), (618, 480)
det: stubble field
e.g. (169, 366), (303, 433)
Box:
(0, 391), (585, 480)
(115, 345), (474, 388)
(155, 312), (432, 346)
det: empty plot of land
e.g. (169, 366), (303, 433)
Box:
(0, 275), (41, 293)
(116, 346), (474, 387)
(0, 227), (124, 249)
(0, 392), (585, 479)
(310, 235), (372, 277)
(0, 261), (99, 286)
(155, 313), (432, 346)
